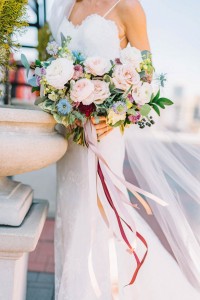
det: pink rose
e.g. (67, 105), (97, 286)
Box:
(70, 78), (95, 105)
(84, 56), (111, 76)
(112, 64), (140, 91)
(93, 80), (111, 104)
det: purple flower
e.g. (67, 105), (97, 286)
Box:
(41, 67), (46, 75)
(73, 64), (84, 80)
(127, 94), (134, 103)
(46, 41), (59, 56)
(36, 76), (41, 86)
(128, 112), (141, 123)
(112, 101), (127, 115)
(115, 58), (122, 65)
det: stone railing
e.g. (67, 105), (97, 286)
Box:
(0, 106), (68, 300)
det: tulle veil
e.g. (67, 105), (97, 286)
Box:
(49, 0), (200, 291)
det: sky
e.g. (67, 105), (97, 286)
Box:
(141, 0), (200, 98)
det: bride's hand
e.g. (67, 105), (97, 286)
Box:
(91, 116), (113, 140)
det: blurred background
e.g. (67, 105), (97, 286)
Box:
(0, 0), (199, 298)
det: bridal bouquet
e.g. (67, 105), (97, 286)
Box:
(22, 35), (173, 145)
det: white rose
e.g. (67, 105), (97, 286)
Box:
(84, 56), (111, 76)
(93, 80), (111, 104)
(132, 82), (153, 105)
(120, 47), (143, 69)
(45, 58), (74, 89)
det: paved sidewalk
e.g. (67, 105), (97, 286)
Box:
(27, 272), (54, 300)
(28, 218), (55, 273)
(27, 219), (55, 300)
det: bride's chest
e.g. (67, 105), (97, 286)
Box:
(56, 14), (121, 60)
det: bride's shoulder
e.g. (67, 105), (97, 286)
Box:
(117, 0), (147, 25)
(118, 0), (146, 17)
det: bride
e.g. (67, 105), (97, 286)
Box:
(49, 0), (200, 299)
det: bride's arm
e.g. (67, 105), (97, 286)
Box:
(120, 0), (151, 51)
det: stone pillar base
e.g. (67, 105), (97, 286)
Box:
(0, 252), (28, 300)
(0, 200), (49, 300)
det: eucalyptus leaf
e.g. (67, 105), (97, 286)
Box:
(68, 113), (76, 125)
(61, 32), (67, 46)
(73, 110), (85, 122)
(28, 77), (38, 87)
(127, 108), (137, 116)
(21, 54), (30, 77)
(139, 71), (146, 79)
(34, 97), (44, 105)
(140, 104), (151, 116)
(53, 113), (62, 124)
(141, 50), (151, 58)
(112, 120), (124, 127)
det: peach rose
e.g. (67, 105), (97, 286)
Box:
(84, 56), (111, 76)
(70, 78), (95, 105)
(93, 80), (111, 104)
(112, 64), (140, 91)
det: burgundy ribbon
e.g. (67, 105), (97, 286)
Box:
(98, 161), (148, 286)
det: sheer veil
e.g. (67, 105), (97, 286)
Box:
(49, 0), (75, 38)
(49, 0), (200, 291)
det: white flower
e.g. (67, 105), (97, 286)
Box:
(93, 80), (110, 104)
(107, 109), (126, 126)
(45, 58), (74, 89)
(120, 47), (143, 69)
(132, 82), (153, 105)
(84, 56), (111, 76)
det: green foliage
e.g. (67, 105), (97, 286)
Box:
(150, 90), (174, 116)
(0, 0), (28, 68)
(37, 23), (52, 61)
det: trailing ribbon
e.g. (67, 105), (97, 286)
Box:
(84, 121), (168, 287)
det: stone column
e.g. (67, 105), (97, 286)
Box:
(0, 106), (68, 300)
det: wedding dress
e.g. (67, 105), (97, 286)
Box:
(51, 1), (200, 299)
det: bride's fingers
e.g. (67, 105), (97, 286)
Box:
(91, 116), (107, 124)
(94, 122), (108, 130)
(98, 127), (113, 140)
(96, 125), (111, 136)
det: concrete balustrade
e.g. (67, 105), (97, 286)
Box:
(0, 106), (68, 300)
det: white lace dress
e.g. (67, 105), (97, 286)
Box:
(54, 14), (200, 300)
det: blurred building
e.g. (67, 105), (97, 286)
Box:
(162, 85), (200, 133)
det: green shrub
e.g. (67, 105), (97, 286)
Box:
(0, 0), (28, 68)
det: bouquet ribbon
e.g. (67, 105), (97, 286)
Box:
(84, 121), (168, 288)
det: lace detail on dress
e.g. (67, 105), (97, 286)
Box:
(56, 14), (121, 60)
